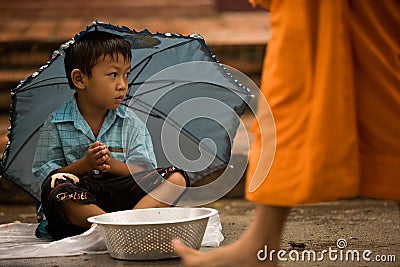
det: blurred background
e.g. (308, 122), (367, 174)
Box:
(0, 0), (270, 204)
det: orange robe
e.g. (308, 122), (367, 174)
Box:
(246, 0), (400, 206)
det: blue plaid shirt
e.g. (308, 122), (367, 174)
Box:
(32, 96), (157, 184)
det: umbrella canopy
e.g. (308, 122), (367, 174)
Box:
(0, 21), (250, 203)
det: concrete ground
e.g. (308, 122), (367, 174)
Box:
(0, 198), (399, 267)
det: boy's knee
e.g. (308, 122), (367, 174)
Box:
(166, 173), (187, 187)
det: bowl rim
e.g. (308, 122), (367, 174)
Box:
(87, 207), (218, 226)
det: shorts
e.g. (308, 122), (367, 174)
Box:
(41, 166), (189, 240)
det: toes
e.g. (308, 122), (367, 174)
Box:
(172, 238), (190, 256)
(172, 238), (202, 266)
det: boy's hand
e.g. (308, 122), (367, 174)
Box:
(85, 142), (111, 172)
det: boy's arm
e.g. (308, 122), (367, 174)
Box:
(56, 157), (92, 176)
(108, 158), (145, 176)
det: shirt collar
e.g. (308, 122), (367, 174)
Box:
(51, 96), (79, 123)
(52, 96), (127, 123)
(51, 96), (127, 140)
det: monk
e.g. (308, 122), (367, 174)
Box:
(173, 0), (400, 266)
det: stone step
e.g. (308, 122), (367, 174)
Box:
(0, 12), (270, 44)
(0, 41), (58, 69)
(0, 0), (217, 18)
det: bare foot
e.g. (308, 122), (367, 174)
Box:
(172, 205), (289, 267)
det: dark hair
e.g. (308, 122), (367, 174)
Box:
(64, 31), (132, 89)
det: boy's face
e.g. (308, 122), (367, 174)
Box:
(80, 53), (130, 111)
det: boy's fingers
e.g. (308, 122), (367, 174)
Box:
(91, 146), (104, 154)
(102, 154), (110, 162)
(89, 142), (107, 154)
(97, 157), (107, 165)
(101, 164), (111, 172)
(104, 154), (110, 164)
(94, 153), (110, 167)
(89, 141), (101, 148)
(94, 149), (108, 160)
(95, 163), (110, 173)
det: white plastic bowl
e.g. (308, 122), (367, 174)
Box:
(88, 207), (218, 260)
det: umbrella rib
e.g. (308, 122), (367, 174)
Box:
(120, 103), (162, 119)
(130, 56), (151, 85)
(17, 80), (69, 93)
(126, 79), (186, 100)
(18, 83), (68, 93)
(127, 80), (249, 102)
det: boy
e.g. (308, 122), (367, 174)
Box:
(33, 31), (189, 240)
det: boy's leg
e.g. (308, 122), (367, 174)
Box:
(60, 201), (105, 228)
(41, 175), (101, 239)
(173, 204), (290, 267)
(134, 171), (187, 209)
(85, 166), (190, 212)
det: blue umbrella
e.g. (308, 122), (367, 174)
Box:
(0, 21), (251, 204)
